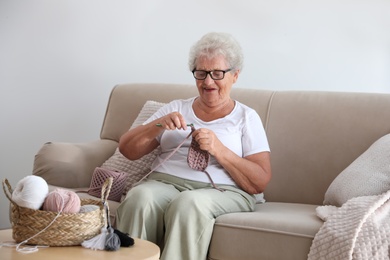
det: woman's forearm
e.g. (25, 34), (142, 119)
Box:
(119, 121), (162, 160)
(215, 149), (272, 194)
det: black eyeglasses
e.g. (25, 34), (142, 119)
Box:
(192, 68), (232, 80)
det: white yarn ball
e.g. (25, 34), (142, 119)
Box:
(12, 175), (49, 210)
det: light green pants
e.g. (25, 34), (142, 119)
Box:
(116, 172), (256, 260)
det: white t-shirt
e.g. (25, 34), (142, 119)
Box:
(144, 97), (270, 186)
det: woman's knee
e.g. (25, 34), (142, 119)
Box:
(119, 182), (159, 212)
(120, 180), (179, 213)
(166, 191), (212, 218)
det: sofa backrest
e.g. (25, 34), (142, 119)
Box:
(264, 91), (390, 204)
(101, 83), (390, 205)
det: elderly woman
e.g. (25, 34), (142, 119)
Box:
(116, 32), (271, 260)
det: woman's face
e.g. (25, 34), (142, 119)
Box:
(194, 55), (239, 107)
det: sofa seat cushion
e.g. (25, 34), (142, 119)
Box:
(209, 202), (323, 260)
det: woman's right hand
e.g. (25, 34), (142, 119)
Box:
(119, 111), (187, 160)
(156, 112), (188, 130)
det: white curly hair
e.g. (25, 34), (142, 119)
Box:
(188, 32), (244, 72)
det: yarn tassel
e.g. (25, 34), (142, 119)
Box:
(104, 202), (121, 251)
(105, 227), (121, 251)
(81, 227), (108, 250)
(114, 229), (135, 247)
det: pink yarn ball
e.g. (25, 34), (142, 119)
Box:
(43, 189), (81, 213)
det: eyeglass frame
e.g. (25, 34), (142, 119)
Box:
(191, 68), (233, 80)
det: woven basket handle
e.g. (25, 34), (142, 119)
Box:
(101, 177), (113, 203)
(2, 178), (17, 206)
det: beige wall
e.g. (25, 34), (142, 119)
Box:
(1, 0), (389, 229)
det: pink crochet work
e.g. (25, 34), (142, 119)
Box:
(187, 125), (224, 192)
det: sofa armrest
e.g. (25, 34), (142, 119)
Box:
(33, 139), (118, 188)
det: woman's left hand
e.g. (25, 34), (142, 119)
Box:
(192, 128), (271, 195)
(192, 128), (223, 157)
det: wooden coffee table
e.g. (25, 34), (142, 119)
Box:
(0, 229), (160, 260)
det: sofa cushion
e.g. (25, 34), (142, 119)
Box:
(209, 202), (323, 260)
(100, 100), (165, 196)
(323, 133), (390, 207)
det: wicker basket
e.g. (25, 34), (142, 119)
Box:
(2, 177), (113, 246)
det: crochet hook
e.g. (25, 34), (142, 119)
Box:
(156, 123), (193, 127)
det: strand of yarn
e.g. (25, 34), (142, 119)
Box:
(0, 241), (48, 253)
(133, 126), (195, 187)
(16, 194), (64, 253)
(8, 192), (65, 254)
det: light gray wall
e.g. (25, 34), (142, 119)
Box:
(1, 0), (389, 229)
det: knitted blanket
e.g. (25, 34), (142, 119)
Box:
(308, 190), (390, 260)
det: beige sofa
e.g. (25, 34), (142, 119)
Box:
(33, 83), (390, 260)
